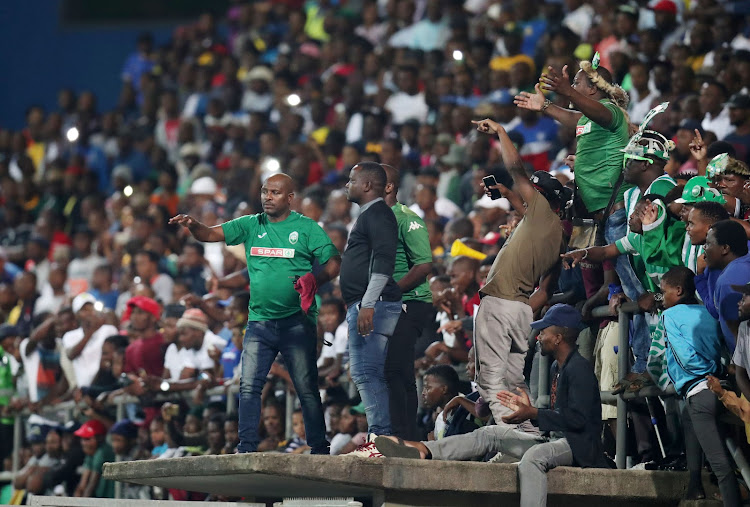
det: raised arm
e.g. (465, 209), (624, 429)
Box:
(514, 83), (583, 128)
(472, 119), (537, 204)
(539, 65), (614, 129)
(169, 214), (225, 243)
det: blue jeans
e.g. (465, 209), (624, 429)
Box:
(605, 207), (650, 373)
(347, 299), (403, 436)
(237, 312), (328, 454)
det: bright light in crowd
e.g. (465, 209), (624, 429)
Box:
(452, 50), (464, 61)
(123, 185), (134, 197)
(93, 301), (104, 312)
(287, 93), (301, 107)
(66, 127), (79, 142)
(265, 158), (281, 174)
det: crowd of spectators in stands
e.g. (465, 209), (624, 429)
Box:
(6, 0), (750, 503)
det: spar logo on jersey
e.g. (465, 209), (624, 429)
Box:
(250, 247), (295, 258)
(576, 122), (592, 137)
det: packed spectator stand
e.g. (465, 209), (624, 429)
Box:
(8, 0), (750, 504)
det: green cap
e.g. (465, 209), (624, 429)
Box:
(674, 176), (726, 205)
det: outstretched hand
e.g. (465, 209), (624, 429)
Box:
(560, 249), (588, 269)
(169, 214), (197, 227)
(539, 65), (573, 97)
(472, 119), (502, 135)
(514, 83), (546, 112)
(498, 388), (537, 424)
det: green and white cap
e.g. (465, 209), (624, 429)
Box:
(674, 176), (726, 205)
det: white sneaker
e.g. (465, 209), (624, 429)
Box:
(344, 433), (384, 458)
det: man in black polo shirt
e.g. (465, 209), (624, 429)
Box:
(340, 162), (403, 447)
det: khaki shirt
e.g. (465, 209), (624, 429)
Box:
(481, 191), (564, 303)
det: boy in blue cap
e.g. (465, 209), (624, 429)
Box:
(372, 304), (609, 507)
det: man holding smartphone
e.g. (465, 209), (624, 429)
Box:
(471, 118), (569, 431)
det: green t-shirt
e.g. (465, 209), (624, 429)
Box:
(0, 348), (14, 425)
(623, 174), (677, 232)
(574, 100), (632, 212)
(615, 232), (671, 292)
(391, 203), (433, 303)
(84, 443), (115, 498)
(222, 211), (338, 322)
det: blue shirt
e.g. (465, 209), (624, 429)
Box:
(662, 304), (722, 396)
(220, 341), (241, 380)
(713, 253), (750, 351)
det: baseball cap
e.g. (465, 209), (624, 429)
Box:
(480, 231), (502, 246)
(487, 89), (514, 106)
(731, 281), (750, 294)
(650, 0), (677, 15)
(677, 119), (704, 136)
(177, 308), (208, 332)
(475, 194), (511, 211)
(27, 424), (48, 444)
(72, 293), (97, 314)
(74, 419), (107, 439)
(190, 176), (218, 196)
(126, 296), (162, 320)
(0, 324), (20, 340)
(674, 176), (726, 204)
(530, 171), (568, 201)
(530, 304), (585, 330)
(726, 93), (750, 109)
(109, 419), (138, 439)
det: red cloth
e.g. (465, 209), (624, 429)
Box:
(294, 273), (318, 314)
(124, 332), (166, 377)
(462, 292), (481, 317)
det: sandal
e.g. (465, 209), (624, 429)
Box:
(373, 436), (421, 459)
(626, 373), (654, 393)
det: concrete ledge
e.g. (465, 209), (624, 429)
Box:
(104, 453), (696, 506)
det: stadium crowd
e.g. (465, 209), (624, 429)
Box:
(6, 0), (750, 504)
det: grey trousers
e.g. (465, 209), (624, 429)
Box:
(474, 296), (535, 432)
(683, 390), (741, 507)
(424, 425), (574, 507)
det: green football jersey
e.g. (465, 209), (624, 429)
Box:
(574, 100), (632, 212)
(222, 212), (338, 322)
(391, 203), (432, 303)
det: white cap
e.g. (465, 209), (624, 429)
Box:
(475, 195), (511, 211)
(190, 176), (217, 196)
(72, 293), (97, 314)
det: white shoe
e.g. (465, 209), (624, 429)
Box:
(344, 433), (384, 458)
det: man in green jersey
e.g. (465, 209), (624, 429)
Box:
(382, 164), (433, 440)
(170, 173), (341, 454)
(0, 325), (16, 466)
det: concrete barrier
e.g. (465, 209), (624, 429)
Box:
(104, 453), (707, 506)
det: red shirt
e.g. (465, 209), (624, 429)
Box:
(462, 292), (481, 317)
(124, 332), (166, 377)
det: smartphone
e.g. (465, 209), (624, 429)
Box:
(482, 175), (502, 200)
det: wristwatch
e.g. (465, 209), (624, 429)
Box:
(541, 99), (552, 112)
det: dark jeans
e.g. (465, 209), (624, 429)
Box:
(237, 312), (329, 454)
(683, 390), (741, 506)
(386, 300), (433, 441)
